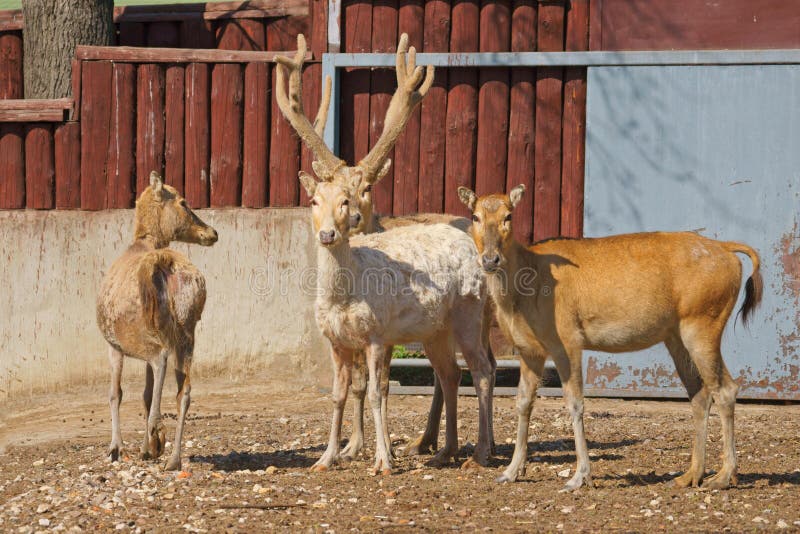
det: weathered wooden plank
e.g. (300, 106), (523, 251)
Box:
(75, 45), (310, 63)
(209, 63), (243, 206)
(106, 63), (136, 208)
(392, 0), (423, 215)
(369, 0), (398, 216)
(0, 11), (23, 31)
(184, 63), (211, 207)
(533, 0), (565, 241)
(443, 0), (478, 218)
(136, 64), (166, 196)
(588, 0), (601, 51)
(0, 99), (72, 110)
(217, 18), (265, 50)
(54, 122), (81, 209)
(165, 65), (186, 194)
(0, 31), (23, 99)
(147, 21), (181, 47)
(339, 0), (372, 172)
(0, 110), (65, 122)
(179, 19), (216, 48)
(24, 124), (55, 209)
(475, 0), (510, 198)
(71, 59), (82, 119)
(506, 0), (536, 243)
(417, 0), (450, 213)
(0, 123), (24, 208)
(242, 62), (269, 208)
(114, 1), (308, 21)
(118, 21), (146, 46)
(80, 61), (113, 210)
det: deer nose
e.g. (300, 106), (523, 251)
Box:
(319, 229), (336, 245)
(349, 212), (362, 227)
(482, 253), (501, 271)
(208, 228), (219, 243)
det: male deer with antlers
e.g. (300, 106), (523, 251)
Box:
(275, 34), (496, 470)
(459, 185), (762, 490)
(97, 171), (218, 471)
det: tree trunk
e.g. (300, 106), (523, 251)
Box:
(22, 0), (114, 99)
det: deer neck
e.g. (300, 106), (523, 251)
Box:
(486, 241), (540, 314)
(316, 239), (357, 307)
(133, 233), (170, 250)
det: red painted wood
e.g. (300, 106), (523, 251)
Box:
(417, 0), (449, 213)
(393, 0), (423, 215)
(136, 63), (166, 196)
(369, 0), (398, 216)
(506, 0), (536, 243)
(309, 0), (328, 57)
(340, 0), (372, 170)
(443, 0), (478, 218)
(217, 18), (265, 50)
(71, 58), (82, 119)
(242, 61), (269, 207)
(179, 19), (216, 48)
(209, 63), (243, 206)
(267, 16), (308, 206)
(54, 122), (81, 209)
(0, 123), (24, 208)
(165, 65), (186, 194)
(147, 21), (180, 47)
(106, 63), (136, 208)
(533, 0), (565, 241)
(184, 63), (211, 207)
(25, 124), (55, 209)
(475, 0), (511, 198)
(80, 61), (113, 210)
(0, 31), (23, 99)
(588, 0), (601, 51)
(118, 22), (146, 46)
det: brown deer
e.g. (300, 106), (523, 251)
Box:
(96, 171), (218, 471)
(276, 34), (496, 469)
(458, 185), (762, 490)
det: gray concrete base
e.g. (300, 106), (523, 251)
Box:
(0, 208), (331, 401)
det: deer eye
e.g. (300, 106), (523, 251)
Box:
(342, 199), (349, 207)
(310, 199), (318, 206)
(471, 214), (480, 223)
(504, 214), (512, 223)
(362, 185), (372, 195)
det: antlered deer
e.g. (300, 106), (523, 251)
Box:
(459, 185), (762, 490)
(97, 172), (218, 471)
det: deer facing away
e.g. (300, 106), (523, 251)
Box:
(275, 34), (496, 468)
(96, 172), (218, 471)
(459, 185), (762, 490)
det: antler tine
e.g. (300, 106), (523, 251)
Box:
(358, 33), (435, 182)
(274, 34), (343, 179)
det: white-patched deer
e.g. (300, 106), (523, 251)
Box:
(97, 171), (218, 471)
(275, 34), (496, 470)
(458, 185), (762, 490)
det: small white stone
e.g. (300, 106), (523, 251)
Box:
(38, 519), (51, 527)
(557, 468), (571, 478)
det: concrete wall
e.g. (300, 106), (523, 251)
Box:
(0, 208), (330, 401)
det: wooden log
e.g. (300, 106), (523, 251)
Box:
(136, 64), (166, 196)
(75, 45), (310, 63)
(184, 63), (211, 208)
(339, 0), (372, 170)
(118, 22), (146, 46)
(54, 122), (81, 209)
(242, 62), (269, 207)
(180, 19), (216, 48)
(147, 21), (181, 47)
(0, 123), (25, 208)
(393, 0), (423, 215)
(217, 18), (265, 50)
(267, 15), (308, 206)
(506, 0), (536, 243)
(0, 110), (65, 122)
(0, 31), (23, 99)
(369, 0), (398, 216)
(80, 61), (113, 210)
(209, 63), (243, 206)
(105, 63), (136, 208)
(588, 0), (601, 51)
(0, 99), (70, 111)
(475, 0), (510, 198)
(0, 11), (23, 31)
(25, 124), (55, 209)
(417, 0), (450, 214)
(533, 0), (565, 241)
(444, 0), (479, 218)
(71, 59), (82, 119)
(165, 65), (186, 194)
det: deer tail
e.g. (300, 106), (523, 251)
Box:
(723, 241), (763, 326)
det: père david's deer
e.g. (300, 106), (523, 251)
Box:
(459, 185), (762, 491)
(97, 171), (218, 471)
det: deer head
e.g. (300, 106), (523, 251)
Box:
(135, 171), (219, 248)
(458, 185), (525, 273)
(275, 33), (434, 234)
(300, 177), (351, 248)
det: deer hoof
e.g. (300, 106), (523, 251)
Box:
(702, 471), (734, 490)
(108, 444), (123, 462)
(496, 472), (517, 484)
(164, 456), (182, 472)
(672, 470), (701, 489)
(460, 457), (486, 471)
(148, 422), (167, 459)
(404, 436), (436, 457)
(310, 463), (329, 473)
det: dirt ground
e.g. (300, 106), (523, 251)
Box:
(1, 377), (799, 533)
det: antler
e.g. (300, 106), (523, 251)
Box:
(358, 33), (435, 182)
(275, 34), (342, 179)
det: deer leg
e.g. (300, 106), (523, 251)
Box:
(380, 344), (395, 459)
(482, 299), (498, 454)
(497, 352), (545, 483)
(341, 350), (367, 461)
(312, 346), (353, 471)
(366, 343), (392, 475)
(164, 351), (192, 471)
(703, 365), (738, 489)
(144, 349), (169, 460)
(552, 348), (591, 491)
(140, 362), (154, 459)
(405, 374), (443, 456)
(107, 347), (124, 462)
(666, 333), (711, 488)
(424, 335), (461, 467)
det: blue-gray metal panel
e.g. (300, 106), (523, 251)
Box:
(585, 65), (800, 400)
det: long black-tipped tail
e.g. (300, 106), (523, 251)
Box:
(724, 241), (763, 326)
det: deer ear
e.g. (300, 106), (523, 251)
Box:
(311, 160), (333, 182)
(508, 184), (526, 208)
(299, 172), (318, 198)
(149, 171), (164, 200)
(457, 186), (477, 211)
